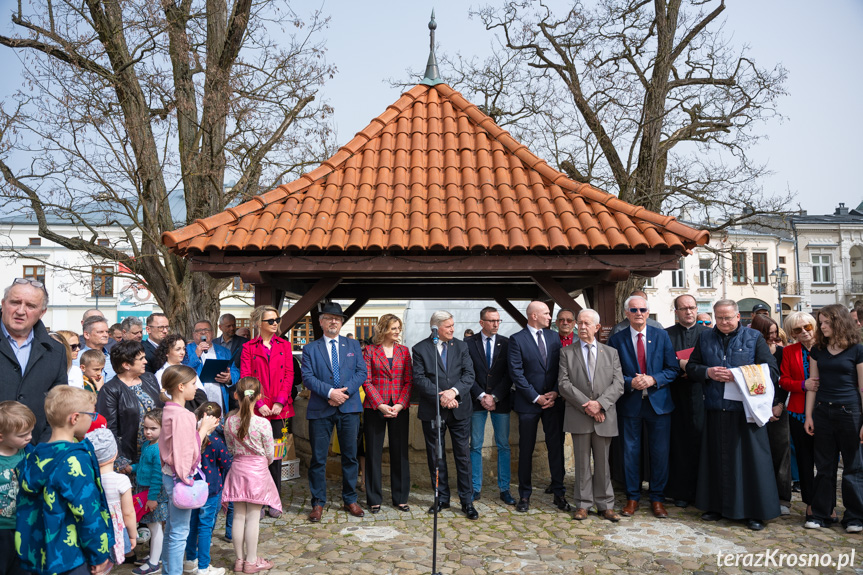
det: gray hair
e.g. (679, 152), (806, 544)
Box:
(82, 315), (108, 333)
(784, 311), (816, 334)
(3, 280), (49, 311)
(193, 319), (213, 330)
(429, 310), (453, 328)
(219, 313), (236, 324)
(623, 295), (649, 312)
(121, 316), (143, 331)
(713, 299), (739, 313)
(577, 308), (601, 325)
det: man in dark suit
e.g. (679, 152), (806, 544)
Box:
(301, 302), (368, 522)
(608, 295), (680, 518)
(213, 313), (249, 368)
(143, 313), (169, 373)
(508, 300), (569, 513)
(412, 310), (478, 520)
(467, 306), (514, 505)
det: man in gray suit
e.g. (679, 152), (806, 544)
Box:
(558, 308), (624, 522)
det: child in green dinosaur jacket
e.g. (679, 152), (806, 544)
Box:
(15, 386), (114, 575)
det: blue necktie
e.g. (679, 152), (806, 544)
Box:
(485, 337), (492, 368)
(331, 339), (340, 387)
(440, 343), (447, 369)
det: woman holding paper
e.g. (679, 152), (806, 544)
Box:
(803, 304), (863, 533)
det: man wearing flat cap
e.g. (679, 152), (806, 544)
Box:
(301, 302), (367, 522)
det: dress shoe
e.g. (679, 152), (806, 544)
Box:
(461, 503), (479, 520)
(472, 490), (481, 502)
(573, 508), (588, 521)
(544, 485), (553, 494)
(427, 501), (450, 513)
(701, 511), (722, 522)
(343, 502), (365, 517)
(621, 500), (639, 517)
(553, 495), (571, 512)
(746, 519), (765, 531)
(308, 505), (323, 523)
(516, 499), (530, 512)
(369, 505), (381, 514)
(499, 491), (516, 505)
(600, 509), (620, 522)
(651, 501), (668, 518)
(674, 500), (688, 508)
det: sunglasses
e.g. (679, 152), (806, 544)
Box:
(628, 308), (648, 314)
(263, 318), (279, 325)
(792, 324), (814, 335)
(70, 343), (81, 350)
(696, 320), (712, 326)
(14, 277), (45, 288)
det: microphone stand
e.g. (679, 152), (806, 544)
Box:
(431, 327), (442, 575)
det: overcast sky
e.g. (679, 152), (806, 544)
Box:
(1, 0), (860, 216)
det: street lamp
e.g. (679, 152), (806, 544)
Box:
(769, 267), (788, 321)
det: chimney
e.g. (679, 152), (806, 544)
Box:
(835, 202), (849, 216)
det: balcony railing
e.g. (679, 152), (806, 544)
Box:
(845, 280), (863, 294)
(779, 281), (802, 296)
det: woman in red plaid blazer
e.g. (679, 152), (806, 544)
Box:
(362, 314), (413, 513)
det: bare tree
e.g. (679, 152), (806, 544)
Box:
(0, 0), (335, 335)
(448, 0), (791, 312)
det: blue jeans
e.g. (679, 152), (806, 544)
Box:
(185, 491), (221, 569)
(225, 503), (233, 539)
(470, 410), (511, 493)
(162, 475), (192, 575)
(308, 412), (360, 506)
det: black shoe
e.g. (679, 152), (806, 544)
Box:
(701, 511), (722, 522)
(746, 519), (765, 531)
(500, 491), (516, 505)
(674, 500), (688, 508)
(791, 481), (801, 493)
(472, 490), (481, 502)
(553, 495), (572, 512)
(543, 485), (553, 494)
(516, 498), (530, 512)
(427, 501), (450, 513)
(461, 503), (479, 520)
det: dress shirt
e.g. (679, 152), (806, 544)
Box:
(559, 332), (574, 347)
(478, 333), (496, 401)
(435, 339), (459, 397)
(1, 322), (34, 376)
(322, 335), (339, 398)
(580, 339), (597, 380)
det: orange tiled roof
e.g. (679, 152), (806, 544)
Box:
(162, 84), (708, 255)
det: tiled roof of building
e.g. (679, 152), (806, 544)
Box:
(162, 84), (708, 255)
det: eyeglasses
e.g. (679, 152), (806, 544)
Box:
(194, 328), (212, 334)
(715, 316), (737, 322)
(13, 278), (45, 289)
(149, 325), (170, 331)
(676, 306), (697, 312)
(262, 318), (279, 325)
(321, 316), (343, 322)
(696, 320), (712, 326)
(628, 308), (648, 314)
(792, 324), (814, 335)
(482, 319), (503, 324)
(78, 411), (99, 420)
(70, 343), (81, 350)
(556, 318), (574, 323)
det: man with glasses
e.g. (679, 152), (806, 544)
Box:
(0, 278), (68, 443)
(183, 320), (235, 411)
(466, 307), (515, 505)
(665, 295), (710, 508)
(686, 299), (780, 531)
(555, 309), (576, 347)
(143, 313), (169, 373)
(301, 303), (367, 522)
(696, 313), (713, 327)
(609, 295), (679, 519)
(609, 291), (664, 336)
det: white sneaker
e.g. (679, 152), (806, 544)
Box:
(198, 567), (226, 575)
(847, 524), (863, 533)
(183, 560), (198, 573)
(803, 520), (822, 529)
(779, 505), (790, 516)
(137, 527), (151, 543)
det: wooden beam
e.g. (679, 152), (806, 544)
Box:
(254, 285), (286, 313)
(276, 277), (341, 336)
(531, 274), (584, 317)
(341, 297), (370, 322)
(495, 297), (527, 328)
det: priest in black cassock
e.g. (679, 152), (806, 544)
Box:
(664, 294), (709, 508)
(685, 299), (780, 531)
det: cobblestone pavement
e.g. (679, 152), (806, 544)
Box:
(119, 478), (863, 575)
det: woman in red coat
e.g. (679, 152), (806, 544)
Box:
(240, 305), (293, 514)
(362, 314), (413, 513)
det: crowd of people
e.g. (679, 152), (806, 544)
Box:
(1, 277), (862, 575)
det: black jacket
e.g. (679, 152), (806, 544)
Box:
(466, 333), (513, 413)
(96, 372), (163, 463)
(0, 316), (68, 443)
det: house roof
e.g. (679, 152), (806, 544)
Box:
(162, 83), (708, 256)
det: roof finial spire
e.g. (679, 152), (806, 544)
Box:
(421, 9), (443, 86)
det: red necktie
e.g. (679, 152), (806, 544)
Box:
(637, 333), (647, 373)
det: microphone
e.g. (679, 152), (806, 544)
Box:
(431, 325), (439, 345)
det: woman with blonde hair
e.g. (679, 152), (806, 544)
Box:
(362, 314), (413, 513)
(239, 305), (293, 517)
(50, 330), (85, 388)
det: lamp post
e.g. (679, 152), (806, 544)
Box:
(769, 267), (788, 322)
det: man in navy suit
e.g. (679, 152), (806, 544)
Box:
(508, 300), (569, 513)
(301, 302), (368, 522)
(467, 306), (515, 505)
(608, 295), (679, 518)
(413, 310), (478, 520)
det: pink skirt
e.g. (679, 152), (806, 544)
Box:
(222, 455), (282, 511)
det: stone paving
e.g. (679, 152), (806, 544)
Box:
(119, 476), (863, 575)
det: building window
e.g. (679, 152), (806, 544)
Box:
(812, 254), (832, 284)
(97, 239), (109, 247)
(642, 276), (654, 288)
(671, 259), (685, 288)
(291, 316), (314, 350)
(232, 277), (253, 292)
(23, 265), (46, 284)
(354, 317), (377, 342)
(699, 257), (713, 288)
(732, 251), (747, 284)
(752, 252), (768, 284)
(236, 318), (250, 328)
(779, 256), (786, 264)
(91, 266), (113, 297)
(28, 237), (41, 246)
